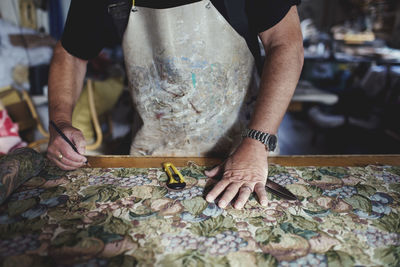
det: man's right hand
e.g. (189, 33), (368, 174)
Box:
(47, 122), (87, 170)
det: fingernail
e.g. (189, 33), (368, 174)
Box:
(219, 200), (226, 208)
(235, 204), (243, 210)
(261, 200), (267, 206)
(207, 165), (218, 171)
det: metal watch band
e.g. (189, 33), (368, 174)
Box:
(242, 128), (277, 152)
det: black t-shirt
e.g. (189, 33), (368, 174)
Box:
(61, 0), (300, 66)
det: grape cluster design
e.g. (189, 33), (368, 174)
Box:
(377, 172), (400, 184)
(95, 196), (137, 211)
(269, 173), (298, 186)
(354, 228), (400, 247)
(370, 192), (393, 204)
(88, 174), (151, 187)
(323, 186), (357, 198)
(279, 253), (327, 267)
(0, 234), (40, 257)
(10, 188), (45, 201)
(165, 186), (203, 201)
(165, 231), (247, 255)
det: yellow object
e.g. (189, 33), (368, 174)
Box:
(163, 162), (186, 189)
(0, 86), (12, 93)
(72, 77), (124, 144)
(132, 0), (135, 6)
(86, 79), (102, 151)
(22, 90), (49, 138)
(13, 65), (29, 85)
(344, 32), (375, 44)
(0, 89), (21, 106)
(19, 0), (37, 30)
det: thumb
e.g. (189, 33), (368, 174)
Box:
(205, 164), (222, 178)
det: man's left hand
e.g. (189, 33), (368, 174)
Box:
(205, 138), (269, 209)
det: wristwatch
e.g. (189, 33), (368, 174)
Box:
(242, 128), (277, 152)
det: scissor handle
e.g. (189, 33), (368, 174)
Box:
(163, 162), (186, 189)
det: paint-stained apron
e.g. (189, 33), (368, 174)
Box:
(122, 0), (259, 156)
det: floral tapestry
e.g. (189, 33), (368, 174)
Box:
(0, 161), (399, 266)
(0, 148), (44, 205)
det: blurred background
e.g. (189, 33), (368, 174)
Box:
(0, 0), (399, 155)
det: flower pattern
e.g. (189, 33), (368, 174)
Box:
(0, 162), (399, 266)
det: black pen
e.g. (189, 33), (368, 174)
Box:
(50, 120), (89, 165)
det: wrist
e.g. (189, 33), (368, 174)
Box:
(50, 118), (72, 127)
(239, 137), (269, 156)
(49, 105), (73, 127)
(242, 128), (277, 152)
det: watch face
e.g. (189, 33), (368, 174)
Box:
(268, 135), (277, 151)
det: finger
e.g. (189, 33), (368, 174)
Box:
(218, 183), (242, 209)
(47, 144), (84, 169)
(254, 183), (268, 206)
(203, 178), (218, 196)
(47, 145), (65, 162)
(47, 154), (79, 171)
(58, 154), (85, 168)
(234, 185), (254, 210)
(205, 179), (231, 203)
(53, 128), (87, 162)
(204, 165), (222, 178)
(47, 153), (78, 170)
(57, 139), (87, 163)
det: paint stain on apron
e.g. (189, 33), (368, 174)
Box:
(123, 0), (259, 156)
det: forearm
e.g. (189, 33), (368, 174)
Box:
(48, 42), (88, 125)
(249, 6), (304, 135)
(249, 44), (303, 134)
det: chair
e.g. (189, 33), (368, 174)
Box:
(0, 87), (49, 151)
(1, 78), (121, 153)
(27, 79), (105, 151)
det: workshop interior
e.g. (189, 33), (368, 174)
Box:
(0, 0), (399, 155)
(0, 1), (400, 266)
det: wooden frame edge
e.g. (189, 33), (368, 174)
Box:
(86, 155), (400, 168)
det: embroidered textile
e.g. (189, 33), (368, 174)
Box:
(0, 162), (399, 266)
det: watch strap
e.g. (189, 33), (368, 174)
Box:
(242, 128), (277, 152)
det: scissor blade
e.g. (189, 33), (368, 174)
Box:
(266, 180), (298, 201)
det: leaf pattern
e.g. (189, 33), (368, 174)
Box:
(0, 161), (399, 266)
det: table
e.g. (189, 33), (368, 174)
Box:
(1, 155), (399, 266)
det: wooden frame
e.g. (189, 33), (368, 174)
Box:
(86, 154), (400, 168)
